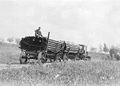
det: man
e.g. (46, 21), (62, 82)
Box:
(35, 27), (43, 38)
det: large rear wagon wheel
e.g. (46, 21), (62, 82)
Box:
(19, 56), (27, 64)
(38, 52), (47, 64)
(40, 58), (47, 63)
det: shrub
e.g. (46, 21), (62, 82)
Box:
(15, 38), (21, 45)
(103, 43), (109, 53)
(7, 38), (14, 43)
(109, 46), (120, 60)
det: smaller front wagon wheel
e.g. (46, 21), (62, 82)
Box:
(19, 56), (27, 64)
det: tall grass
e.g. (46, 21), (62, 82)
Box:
(0, 61), (120, 86)
(0, 42), (20, 64)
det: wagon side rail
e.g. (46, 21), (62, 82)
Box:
(45, 32), (50, 52)
(47, 39), (62, 53)
(45, 32), (63, 54)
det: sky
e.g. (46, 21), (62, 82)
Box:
(0, 0), (120, 49)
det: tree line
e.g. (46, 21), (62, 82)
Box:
(90, 43), (120, 60)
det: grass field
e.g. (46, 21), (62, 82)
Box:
(0, 42), (120, 86)
(0, 61), (120, 86)
(0, 42), (20, 64)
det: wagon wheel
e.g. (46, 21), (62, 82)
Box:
(82, 55), (91, 61)
(63, 54), (68, 61)
(84, 56), (91, 61)
(38, 52), (47, 63)
(40, 56), (47, 63)
(79, 55), (85, 60)
(75, 55), (80, 60)
(19, 50), (27, 64)
(55, 52), (61, 62)
(19, 56), (27, 64)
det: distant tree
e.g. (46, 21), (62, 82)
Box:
(0, 38), (4, 43)
(109, 46), (120, 60)
(15, 38), (20, 44)
(103, 43), (109, 53)
(7, 37), (14, 43)
(99, 44), (103, 52)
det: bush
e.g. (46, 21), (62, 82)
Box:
(103, 43), (109, 53)
(15, 38), (21, 45)
(7, 38), (14, 43)
(109, 47), (120, 60)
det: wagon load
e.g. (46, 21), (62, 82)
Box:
(19, 36), (47, 51)
(66, 43), (79, 53)
(47, 39), (63, 53)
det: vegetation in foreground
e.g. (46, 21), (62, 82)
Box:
(0, 61), (120, 86)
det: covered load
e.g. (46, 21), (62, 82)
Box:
(19, 36), (63, 53)
(19, 36), (47, 51)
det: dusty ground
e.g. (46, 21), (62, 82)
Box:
(0, 42), (120, 86)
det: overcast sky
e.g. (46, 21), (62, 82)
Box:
(0, 0), (120, 48)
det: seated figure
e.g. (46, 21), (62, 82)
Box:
(35, 27), (43, 38)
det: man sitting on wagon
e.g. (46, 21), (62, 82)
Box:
(33, 27), (43, 42)
(35, 27), (43, 38)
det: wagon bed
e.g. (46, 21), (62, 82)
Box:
(19, 36), (63, 53)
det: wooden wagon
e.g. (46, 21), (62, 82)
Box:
(19, 32), (66, 64)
